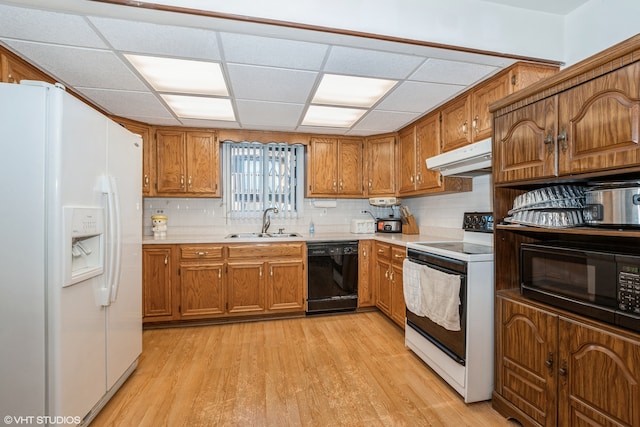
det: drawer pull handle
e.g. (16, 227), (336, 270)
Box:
(394, 253), (404, 259)
(196, 251), (209, 256)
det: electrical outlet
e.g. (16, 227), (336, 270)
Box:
(360, 210), (368, 214)
(155, 209), (164, 214)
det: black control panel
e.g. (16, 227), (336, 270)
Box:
(462, 212), (493, 233)
(618, 270), (640, 314)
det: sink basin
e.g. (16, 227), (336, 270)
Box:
(225, 232), (302, 239)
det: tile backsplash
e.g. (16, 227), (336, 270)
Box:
(143, 174), (492, 236)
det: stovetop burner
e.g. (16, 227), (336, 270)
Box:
(411, 241), (494, 255)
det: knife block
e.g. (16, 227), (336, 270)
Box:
(402, 215), (419, 234)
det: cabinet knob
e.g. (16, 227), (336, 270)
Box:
(410, 175), (414, 183)
(544, 131), (554, 154)
(472, 115), (479, 134)
(559, 360), (568, 377)
(164, 255), (168, 265)
(144, 174), (149, 186)
(180, 175), (185, 188)
(462, 121), (468, 135)
(188, 176), (192, 187)
(544, 352), (554, 369)
(557, 128), (568, 152)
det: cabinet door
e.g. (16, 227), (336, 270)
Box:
(441, 96), (471, 152)
(1, 53), (51, 84)
(308, 137), (338, 195)
(390, 247), (406, 328)
(186, 131), (219, 195)
(122, 122), (153, 196)
(179, 263), (225, 319)
(558, 61), (640, 175)
(226, 261), (266, 315)
(358, 240), (375, 307)
(266, 260), (304, 312)
(156, 130), (186, 193)
(558, 318), (640, 427)
(471, 74), (511, 141)
(337, 138), (363, 196)
(397, 126), (417, 195)
(494, 96), (558, 183)
(415, 113), (442, 192)
(365, 135), (395, 196)
(142, 247), (174, 321)
(375, 258), (391, 316)
(498, 297), (558, 427)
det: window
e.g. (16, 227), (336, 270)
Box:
(223, 142), (305, 219)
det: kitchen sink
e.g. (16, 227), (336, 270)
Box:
(225, 232), (302, 239)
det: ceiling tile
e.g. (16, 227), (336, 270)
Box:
(376, 81), (465, 113)
(219, 32), (328, 70)
(235, 99), (304, 128)
(323, 46), (424, 79)
(226, 63), (317, 103)
(74, 87), (174, 118)
(1, 39), (147, 91)
(410, 58), (499, 85)
(353, 110), (421, 132)
(0, 4), (107, 48)
(89, 17), (222, 60)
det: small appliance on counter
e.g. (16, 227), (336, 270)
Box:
(376, 217), (402, 233)
(584, 180), (640, 227)
(350, 218), (375, 234)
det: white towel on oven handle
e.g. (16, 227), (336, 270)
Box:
(403, 259), (425, 316)
(420, 264), (461, 331)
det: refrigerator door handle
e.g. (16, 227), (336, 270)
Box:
(100, 175), (122, 306)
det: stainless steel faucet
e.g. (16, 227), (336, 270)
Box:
(261, 207), (278, 234)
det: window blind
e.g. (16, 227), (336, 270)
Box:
(223, 142), (304, 219)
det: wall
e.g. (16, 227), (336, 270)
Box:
(563, 0), (640, 66)
(143, 174), (491, 237)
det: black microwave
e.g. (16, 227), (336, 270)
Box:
(520, 241), (640, 332)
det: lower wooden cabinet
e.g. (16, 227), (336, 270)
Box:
(374, 241), (406, 328)
(143, 242), (306, 324)
(494, 292), (640, 427)
(142, 245), (174, 322)
(357, 240), (375, 307)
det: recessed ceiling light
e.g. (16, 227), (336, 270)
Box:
(302, 105), (366, 127)
(161, 94), (235, 121)
(312, 74), (397, 108)
(125, 54), (228, 96)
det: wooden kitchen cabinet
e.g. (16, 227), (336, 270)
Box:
(491, 36), (640, 426)
(117, 119), (154, 196)
(357, 240), (375, 307)
(142, 246), (175, 323)
(1, 49), (52, 84)
(495, 293), (640, 427)
(155, 129), (220, 197)
(178, 245), (225, 319)
(307, 136), (364, 197)
(227, 242), (306, 316)
(364, 134), (395, 196)
(442, 62), (558, 154)
(374, 241), (406, 328)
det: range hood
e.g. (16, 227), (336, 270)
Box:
(426, 138), (492, 177)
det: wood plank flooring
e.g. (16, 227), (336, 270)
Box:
(92, 312), (513, 426)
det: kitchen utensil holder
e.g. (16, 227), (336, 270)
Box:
(402, 215), (419, 234)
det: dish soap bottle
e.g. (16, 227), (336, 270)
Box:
(309, 220), (315, 234)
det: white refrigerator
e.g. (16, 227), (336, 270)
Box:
(0, 81), (142, 426)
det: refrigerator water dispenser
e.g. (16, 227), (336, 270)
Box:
(63, 207), (105, 287)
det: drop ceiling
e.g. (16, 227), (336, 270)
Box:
(0, 0), (568, 136)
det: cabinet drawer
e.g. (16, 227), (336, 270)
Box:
(180, 245), (223, 260)
(391, 247), (406, 264)
(375, 243), (391, 259)
(227, 243), (304, 259)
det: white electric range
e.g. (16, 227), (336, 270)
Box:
(404, 212), (494, 403)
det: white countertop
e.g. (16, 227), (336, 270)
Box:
(142, 230), (458, 247)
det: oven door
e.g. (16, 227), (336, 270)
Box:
(405, 250), (467, 364)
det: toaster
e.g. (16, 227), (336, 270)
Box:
(350, 218), (375, 234)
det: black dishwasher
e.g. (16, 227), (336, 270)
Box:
(307, 241), (359, 313)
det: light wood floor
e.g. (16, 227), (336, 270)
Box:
(92, 311), (513, 426)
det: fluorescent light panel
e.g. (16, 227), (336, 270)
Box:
(161, 94), (235, 121)
(312, 74), (397, 108)
(125, 54), (228, 96)
(302, 105), (366, 127)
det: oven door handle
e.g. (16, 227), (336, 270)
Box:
(406, 256), (466, 277)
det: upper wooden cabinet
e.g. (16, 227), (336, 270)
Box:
(155, 129), (220, 197)
(494, 60), (640, 184)
(1, 50), (53, 84)
(364, 134), (395, 196)
(307, 137), (364, 197)
(116, 119), (153, 196)
(442, 62), (558, 153)
(398, 113), (443, 195)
